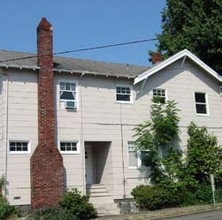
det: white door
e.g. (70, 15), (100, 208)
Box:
(85, 145), (93, 185)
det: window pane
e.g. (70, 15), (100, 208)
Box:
(9, 141), (29, 152)
(117, 94), (130, 101)
(141, 151), (149, 167)
(70, 83), (76, 91)
(60, 82), (65, 90)
(60, 91), (74, 100)
(60, 142), (78, 152)
(195, 93), (206, 103)
(10, 146), (16, 151)
(129, 151), (138, 167)
(116, 86), (131, 102)
(153, 89), (166, 104)
(196, 104), (207, 114)
(65, 83), (70, 90)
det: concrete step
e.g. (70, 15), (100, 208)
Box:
(87, 184), (109, 197)
(87, 184), (120, 215)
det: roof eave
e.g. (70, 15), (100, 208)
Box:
(0, 64), (135, 79)
(134, 49), (222, 85)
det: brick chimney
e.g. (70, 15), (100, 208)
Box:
(30, 18), (64, 209)
(151, 52), (162, 64)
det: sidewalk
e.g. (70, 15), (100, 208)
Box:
(97, 203), (222, 220)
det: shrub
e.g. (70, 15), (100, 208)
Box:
(30, 207), (76, 220)
(0, 196), (16, 220)
(131, 184), (185, 210)
(59, 188), (97, 220)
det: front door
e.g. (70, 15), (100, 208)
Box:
(85, 144), (93, 185)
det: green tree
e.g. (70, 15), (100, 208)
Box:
(133, 99), (181, 183)
(154, 0), (222, 73)
(185, 122), (221, 184)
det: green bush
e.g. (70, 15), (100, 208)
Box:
(131, 184), (185, 210)
(0, 196), (16, 220)
(30, 207), (77, 220)
(59, 188), (97, 220)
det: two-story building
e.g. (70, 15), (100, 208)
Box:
(0, 18), (222, 215)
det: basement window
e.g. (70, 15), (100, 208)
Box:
(59, 141), (80, 154)
(9, 141), (30, 154)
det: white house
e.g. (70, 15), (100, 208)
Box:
(0, 18), (222, 215)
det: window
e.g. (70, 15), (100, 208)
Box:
(153, 88), (166, 104)
(60, 141), (79, 154)
(195, 92), (208, 114)
(128, 141), (149, 168)
(9, 141), (30, 153)
(116, 86), (132, 102)
(59, 81), (77, 109)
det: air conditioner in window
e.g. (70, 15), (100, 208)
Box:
(65, 101), (76, 109)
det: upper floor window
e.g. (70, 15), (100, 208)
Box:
(59, 141), (80, 154)
(128, 141), (149, 168)
(9, 141), (30, 154)
(116, 86), (132, 102)
(153, 88), (166, 104)
(59, 81), (77, 109)
(195, 92), (208, 115)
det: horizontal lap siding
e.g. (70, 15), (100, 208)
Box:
(55, 65), (222, 199)
(0, 74), (3, 179)
(3, 70), (38, 205)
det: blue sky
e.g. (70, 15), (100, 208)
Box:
(1, 0), (166, 66)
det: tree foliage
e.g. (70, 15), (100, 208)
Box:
(185, 122), (221, 184)
(154, 0), (222, 73)
(133, 99), (181, 183)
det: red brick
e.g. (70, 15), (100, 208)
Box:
(30, 18), (64, 209)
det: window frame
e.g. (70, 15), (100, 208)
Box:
(194, 92), (209, 115)
(128, 141), (149, 169)
(116, 85), (133, 103)
(58, 80), (78, 110)
(9, 140), (31, 154)
(59, 141), (80, 154)
(152, 88), (167, 104)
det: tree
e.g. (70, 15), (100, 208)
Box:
(185, 122), (222, 184)
(133, 99), (181, 183)
(154, 0), (222, 73)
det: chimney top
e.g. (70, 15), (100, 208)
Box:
(151, 52), (162, 65)
(37, 17), (52, 32)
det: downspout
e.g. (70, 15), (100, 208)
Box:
(3, 71), (9, 197)
(79, 75), (85, 194)
(119, 103), (126, 198)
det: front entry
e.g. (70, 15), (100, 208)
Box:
(85, 144), (93, 185)
(84, 141), (111, 186)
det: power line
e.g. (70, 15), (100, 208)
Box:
(0, 38), (157, 63)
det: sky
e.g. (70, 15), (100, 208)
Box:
(0, 0), (166, 66)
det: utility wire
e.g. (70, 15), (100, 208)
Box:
(0, 38), (157, 63)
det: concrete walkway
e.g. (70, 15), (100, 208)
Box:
(97, 204), (222, 220)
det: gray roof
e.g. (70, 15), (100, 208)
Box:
(0, 50), (149, 78)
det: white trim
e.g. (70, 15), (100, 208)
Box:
(8, 140), (31, 154)
(127, 141), (149, 169)
(194, 92), (209, 116)
(58, 79), (78, 110)
(134, 49), (222, 85)
(152, 88), (167, 103)
(116, 84), (133, 103)
(59, 140), (80, 155)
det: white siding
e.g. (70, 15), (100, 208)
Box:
(1, 57), (222, 206)
(1, 70), (38, 205)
